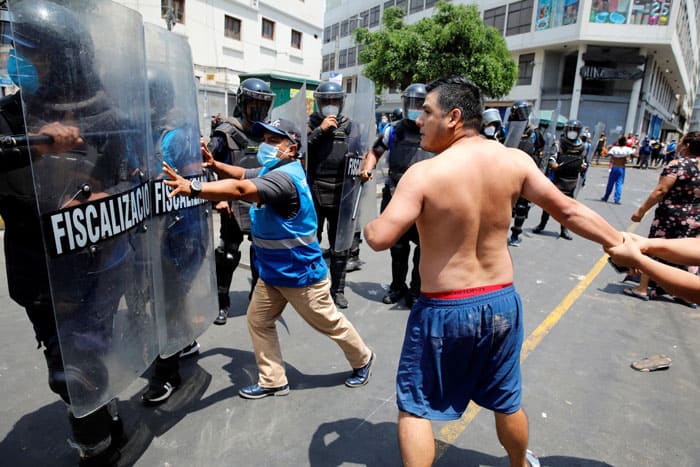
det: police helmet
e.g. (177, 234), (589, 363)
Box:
(5, 0), (100, 104)
(235, 78), (275, 123)
(147, 65), (175, 127)
(401, 83), (427, 122)
(482, 108), (502, 127)
(391, 107), (403, 122)
(314, 81), (345, 117)
(508, 100), (531, 122)
(564, 119), (584, 140)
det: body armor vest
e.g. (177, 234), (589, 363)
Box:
(309, 115), (352, 184)
(556, 138), (585, 181)
(388, 120), (433, 187)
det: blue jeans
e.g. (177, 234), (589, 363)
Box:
(603, 166), (625, 203)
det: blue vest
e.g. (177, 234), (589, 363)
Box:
(250, 161), (328, 287)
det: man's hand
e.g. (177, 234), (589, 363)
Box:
(162, 161), (192, 198)
(35, 122), (83, 155)
(359, 169), (372, 183)
(605, 232), (643, 271)
(320, 116), (338, 132)
(215, 200), (231, 216)
(201, 140), (216, 169)
(631, 209), (644, 223)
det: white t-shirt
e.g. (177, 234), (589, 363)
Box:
(608, 145), (634, 159)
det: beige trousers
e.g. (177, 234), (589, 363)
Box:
(246, 277), (371, 388)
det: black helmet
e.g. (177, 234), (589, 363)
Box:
(6, 0), (101, 104)
(401, 83), (427, 122)
(235, 78), (275, 123)
(147, 65), (175, 127)
(564, 119), (584, 140)
(508, 100), (530, 122)
(482, 108), (502, 127)
(391, 107), (403, 122)
(314, 81), (345, 117)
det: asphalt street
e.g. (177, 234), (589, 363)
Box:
(1, 164), (699, 467)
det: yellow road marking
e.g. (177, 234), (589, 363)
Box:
(435, 224), (637, 459)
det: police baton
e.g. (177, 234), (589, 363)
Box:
(0, 129), (140, 148)
(351, 171), (371, 221)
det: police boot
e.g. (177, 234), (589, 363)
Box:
(330, 252), (349, 309)
(345, 232), (363, 272)
(69, 401), (125, 467)
(560, 227), (573, 240)
(43, 341), (70, 404)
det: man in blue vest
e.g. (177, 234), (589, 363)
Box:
(162, 118), (375, 398)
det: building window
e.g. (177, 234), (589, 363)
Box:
(291, 29), (302, 49)
(410, 0), (425, 13)
(396, 0), (408, 13)
(161, 0), (185, 25)
(369, 6), (381, 27)
(506, 0), (533, 36)
(384, 0), (396, 11)
(339, 49), (348, 68)
(359, 10), (369, 27)
(358, 44), (366, 64)
(345, 77), (354, 94)
(262, 18), (275, 40)
(425, 0), (437, 7)
(349, 16), (359, 34)
(224, 15), (241, 40)
(324, 26), (331, 43)
(517, 53), (535, 85)
(331, 22), (339, 40)
(347, 47), (357, 67)
(484, 6), (506, 32)
(341, 19), (349, 37)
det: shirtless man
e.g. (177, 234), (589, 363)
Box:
(364, 76), (623, 467)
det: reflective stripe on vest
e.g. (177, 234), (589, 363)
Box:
(253, 233), (317, 250)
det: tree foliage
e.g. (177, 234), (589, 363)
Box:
(353, 0), (517, 98)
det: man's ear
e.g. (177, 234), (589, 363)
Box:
(446, 108), (462, 129)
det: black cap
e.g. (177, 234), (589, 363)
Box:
(252, 118), (301, 145)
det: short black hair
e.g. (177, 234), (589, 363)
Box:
(681, 131), (700, 155)
(425, 76), (483, 131)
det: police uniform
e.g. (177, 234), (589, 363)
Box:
(509, 126), (544, 245)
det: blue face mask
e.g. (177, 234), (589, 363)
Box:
(407, 109), (422, 121)
(256, 142), (281, 168)
(7, 49), (39, 95)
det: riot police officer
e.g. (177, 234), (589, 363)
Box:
(0, 2), (131, 464)
(360, 83), (433, 307)
(208, 78), (275, 324)
(391, 107), (403, 123)
(507, 100), (545, 246)
(482, 108), (506, 143)
(307, 81), (356, 308)
(533, 119), (587, 240)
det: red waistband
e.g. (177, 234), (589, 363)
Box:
(421, 283), (513, 300)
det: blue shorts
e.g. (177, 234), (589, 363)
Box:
(396, 285), (523, 420)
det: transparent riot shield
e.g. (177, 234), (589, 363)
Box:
(271, 83), (308, 160)
(541, 102), (561, 173)
(589, 121), (606, 165)
(9, 0), (158, 417)
(144, 23), (217, 359)
(334, 76), (376, 252)
(505, 120), (528, 149)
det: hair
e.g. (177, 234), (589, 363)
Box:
(681, 131), (700, 155)
(425, 76), (483, 131)
(616, 136), (627, 146)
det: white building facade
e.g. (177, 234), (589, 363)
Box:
(322, 0), (699, 140)
(115, 0), (324, 132)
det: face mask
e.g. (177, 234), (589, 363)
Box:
(256, 142), (281, 168)
(321, 105), (339, 117)
(567, 131), (579, 140)
(407, 110), (422, 121)
(7, 49), (39, 95)
(484, 126), (497, 137)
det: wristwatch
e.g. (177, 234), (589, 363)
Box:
(189, 180), (202, 198)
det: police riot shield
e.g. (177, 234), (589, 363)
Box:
(589, 121), (605, 165)
(541, 102), (561, 173)
(9, 0), (158, 416)
(334, 76), (376, 252)
(144, 23), (217, 358)
(271, 83), (308, 163)
(504, 119), (527, 149)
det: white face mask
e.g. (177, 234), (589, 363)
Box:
(322, 105), (339, 117)
(567, 130), (579, 140)
(484, 126), (497, 137)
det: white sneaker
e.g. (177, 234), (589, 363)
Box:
(526, 449), (540, 467)
(178, 340), (200, 358)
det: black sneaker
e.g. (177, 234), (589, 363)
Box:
(345, 256), (363, 272)
(508, 236), (522, 246)
(179, 340), (200, 358)
(532, 225), (545, 234)
(560, 230), (573, 240)
(141, 374), (181, 405)
(238, 383), (290, 399)
(345, 352), (374, 388)
(214, 308), (228, 325)
(382, 287), (406, 304)
(333, 292), (349, 309)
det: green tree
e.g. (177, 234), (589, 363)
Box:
(353, 0), (517, 98)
